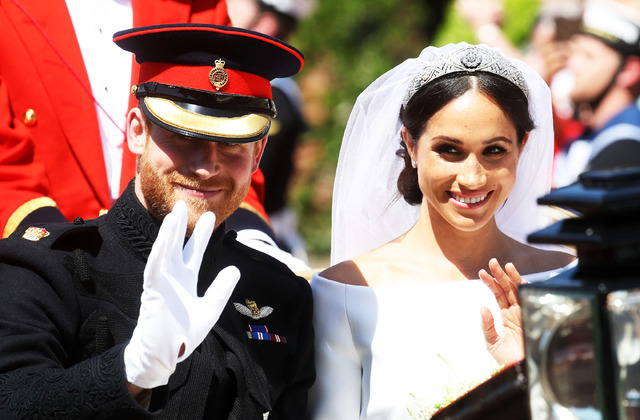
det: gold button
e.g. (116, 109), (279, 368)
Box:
(99, 209), (109, 216)
(23, 109), (37, 127)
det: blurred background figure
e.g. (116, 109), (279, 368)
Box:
(227, 0), (315, 264)
(553, 0), (640, 187)
(455, 0), (582, 82)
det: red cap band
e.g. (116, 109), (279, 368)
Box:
(138, 62), (273, 99)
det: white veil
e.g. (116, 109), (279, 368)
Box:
(330, 42), (555, 264)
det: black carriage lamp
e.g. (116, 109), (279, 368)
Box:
(520, 166), (640, 420)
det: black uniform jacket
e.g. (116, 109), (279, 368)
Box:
(0, 183), (315, 419)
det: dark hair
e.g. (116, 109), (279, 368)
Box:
(396, 71), (534, 205)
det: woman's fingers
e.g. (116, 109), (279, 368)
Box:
(489, 259), (520, 307)
(480, 306), (498, 346)
(479, 267), (509, 308)
(480, 259), (526, 309)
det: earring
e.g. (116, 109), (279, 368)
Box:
(411, 160), (417, 169)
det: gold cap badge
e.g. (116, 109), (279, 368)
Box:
(209, 59), (228, 91)
(22, 227), (50, 241)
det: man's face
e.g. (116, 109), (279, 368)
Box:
(136, 121), (265, 234)
(566, 34), (623, 105)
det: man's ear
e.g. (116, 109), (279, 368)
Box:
(251, 137), (268, 174)
(127, 107), (147, 155)
(617, 55), (640, 89)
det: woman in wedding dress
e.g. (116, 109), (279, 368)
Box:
(309, 43), (576, 419)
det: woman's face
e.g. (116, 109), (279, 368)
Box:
(404, 89), (526, 233)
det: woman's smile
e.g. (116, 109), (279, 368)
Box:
(447, 191), (493, 209)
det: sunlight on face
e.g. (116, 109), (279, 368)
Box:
(137, 125), (259, 235)
(410, 89), (524, 232)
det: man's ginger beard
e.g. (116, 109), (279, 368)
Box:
(138, 141), (250, 236)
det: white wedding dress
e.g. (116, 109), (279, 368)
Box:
(309, 265), (574, 420)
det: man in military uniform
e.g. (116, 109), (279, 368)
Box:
(0, 24), (314, 419)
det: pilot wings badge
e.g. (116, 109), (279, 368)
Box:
(234, 299), (274, 320)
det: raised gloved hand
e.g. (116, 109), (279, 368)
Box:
(124, 200), (241, 389)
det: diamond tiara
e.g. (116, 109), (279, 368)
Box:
(402, 45), (530, 107)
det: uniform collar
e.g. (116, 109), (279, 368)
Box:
(582, 104), (640, 141)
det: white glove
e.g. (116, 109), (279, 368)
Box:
(124, 200), (241, 389)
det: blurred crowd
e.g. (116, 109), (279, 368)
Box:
(457, 0), (640, 189)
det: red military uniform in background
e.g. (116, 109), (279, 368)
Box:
(0, 0), (268, 237)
